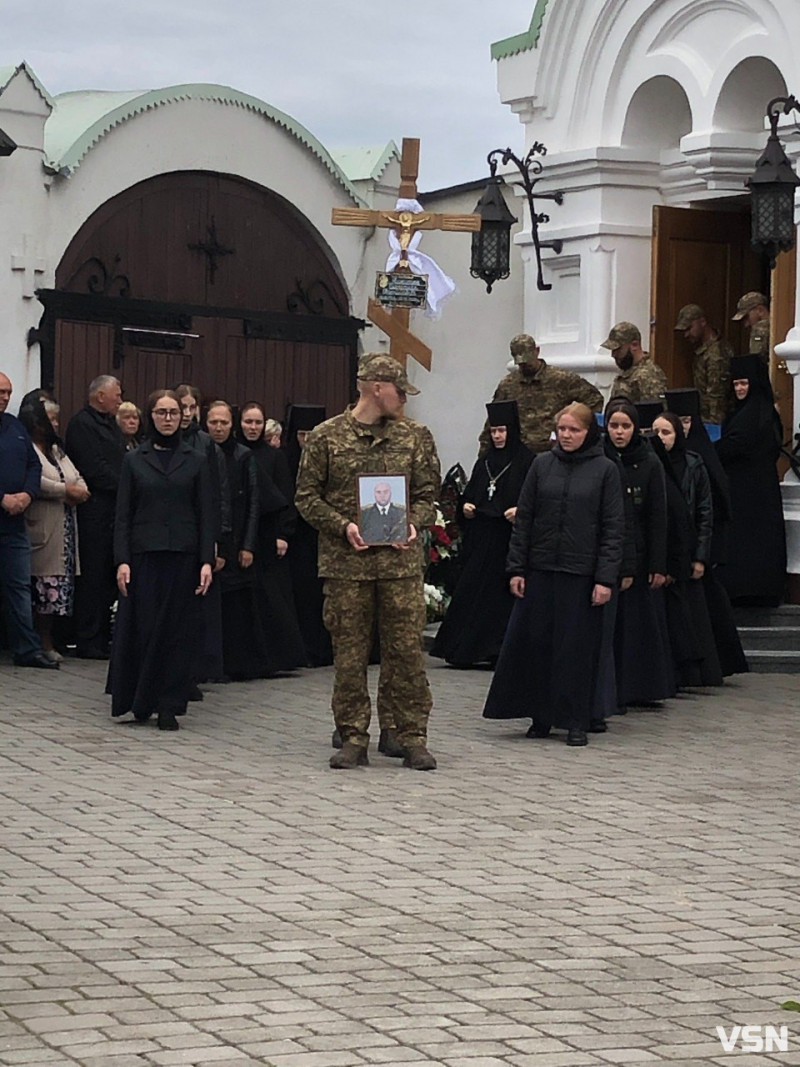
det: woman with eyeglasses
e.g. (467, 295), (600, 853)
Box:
(107, 389), (214, 730)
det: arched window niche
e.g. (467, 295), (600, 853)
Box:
(713, 56), (787, 133)
(622, 76), (693, 151)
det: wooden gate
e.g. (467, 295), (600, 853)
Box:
(36, 172), (363, 422)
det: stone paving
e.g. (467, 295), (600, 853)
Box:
(1, 655), (800, 1067)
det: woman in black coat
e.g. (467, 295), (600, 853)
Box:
(205, 401), (277, 680)
(431, 400), (533, 667)
(483, 403), (625, 746)
(717, 355), (786, 605)
(666, 388), (747, 676)
(603, 400), (675, 706)
(652, 412), (724, 686)
(238, 402), (306, 671)
(285, 404), (333, 667)
(107, 390), (214, 729)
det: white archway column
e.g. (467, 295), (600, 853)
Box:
(774, 164), (800, 580)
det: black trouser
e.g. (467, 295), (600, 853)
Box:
(73, 498), (116, 654)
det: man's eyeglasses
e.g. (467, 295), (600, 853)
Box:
(153, 409), (180, 418)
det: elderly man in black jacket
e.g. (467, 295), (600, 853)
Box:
(64, 374), (125, 658)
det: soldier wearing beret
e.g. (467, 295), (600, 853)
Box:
(732, 291), (770, 363)
(603, 321), (667, 403)
(674, 304), (733, 424)
(295, 352), (440, 771)
(480, 334), (602, 455)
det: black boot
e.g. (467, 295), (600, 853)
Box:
(526, 720), (551, 738)
(378, 728), (404, 757)
(158, 709), (180, 731)
(566, 728), (587, 746)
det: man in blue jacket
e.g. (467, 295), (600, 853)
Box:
(0, 372), (57, 669)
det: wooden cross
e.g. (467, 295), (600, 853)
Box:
(331, 137), (481, 371)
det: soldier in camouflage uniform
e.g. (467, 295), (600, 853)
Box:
(674, 304), (733, 424)
(479, 334), (602, 455)
(602, 321), (667, 403)
(295, 353), (440, 771)
(733, 291), (770, 362)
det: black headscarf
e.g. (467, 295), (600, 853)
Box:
(18, 396), (61, 460)
(603, 399), (646, 465)
(657, 410), (688, 486)
(285, 403), (326, 479)
(146, 413), (182, 450)
(484, 400), (522, 475)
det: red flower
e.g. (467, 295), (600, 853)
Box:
(429, 547), (439, 563)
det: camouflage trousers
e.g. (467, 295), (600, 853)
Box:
(322, 576), (433, 749)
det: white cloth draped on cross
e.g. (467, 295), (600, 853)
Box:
(385, 199), (456, 318)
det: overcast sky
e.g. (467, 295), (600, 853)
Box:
(2, 1), (535, 190)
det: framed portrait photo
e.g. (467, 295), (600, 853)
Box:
(357, 474), (410, 545)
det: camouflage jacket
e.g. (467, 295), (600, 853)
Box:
(295, 408), (440, 580)
(609, 354), (668, 403)
(479, 360), (603, 455)
(693, 335), (733, 423)
(749, 316), (770, 360)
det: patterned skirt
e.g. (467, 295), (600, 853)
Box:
(31, 505), (77, 616)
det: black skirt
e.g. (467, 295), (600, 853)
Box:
(664, 578), (723, 687)
(483, 570), (605, 730)
(613, 578), (675, 705)
(220, 584), (274, 680)
(430, 514), (514, 666)
(703, 568), (749, 676)
(288, 518), (333, 668)
(107, 551), (202, 719)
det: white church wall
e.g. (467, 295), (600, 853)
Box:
(0, 69), (52, 405)
(493, 0), (800, 393)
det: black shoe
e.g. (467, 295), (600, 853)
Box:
(526, 721), (551, 738)
(77, 647), (109, 660)
(188, 685), (203, 702)
(14, 651), (59, 670)
(133, 710), (152, 722)
(158, 710), (180, 731)
(378, 728), (405, 758)
(589, 718), (608, 733)
(566, 728), (588, 747)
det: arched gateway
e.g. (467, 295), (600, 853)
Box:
(37, 170), (363, 420)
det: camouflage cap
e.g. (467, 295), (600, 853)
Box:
(356, 352), (420, 395)
(509, 333), (540, 364)
(732, 291), (769, 320)
(674, 304), (705, 330)
(600, 321), (641, 351)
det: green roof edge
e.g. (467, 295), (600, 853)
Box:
(47, 82), (366, 206)
(491, 0), (550, 60)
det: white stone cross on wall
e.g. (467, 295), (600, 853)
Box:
(11, 235), (46, 299)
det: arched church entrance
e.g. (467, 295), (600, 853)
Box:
(35, 171), (364, 421)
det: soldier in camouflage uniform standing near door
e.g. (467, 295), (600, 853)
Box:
(295, 353), (440, 771)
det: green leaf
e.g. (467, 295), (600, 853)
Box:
(780, 1000), (800, 1012)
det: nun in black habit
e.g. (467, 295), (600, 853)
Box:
(603, 400), (675, 706)
(285, 404), (333, 667)
(238, 402), (306, 671)
(716, 355), (786, 605)
(650, 415), (723, 687)
(666, 388), (748, 676)
(430, 401), (533, 667)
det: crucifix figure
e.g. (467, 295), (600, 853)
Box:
(188, 217), (235, 284)
(332, 137), (481, 371)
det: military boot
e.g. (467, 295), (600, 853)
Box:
(403, 744), (437, 771)
(378, 728), (404, 758)
(329, 742), (369, 769)
(331, 728), (343, 749)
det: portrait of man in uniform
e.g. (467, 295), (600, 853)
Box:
(358, 476), (409, 545)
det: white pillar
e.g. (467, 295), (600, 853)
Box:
(774, 182), (800, 578)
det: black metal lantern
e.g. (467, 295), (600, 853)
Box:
(473, 143), (564, 293)
(470, 175), (517, 293)
(747, 95), (800, 268)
